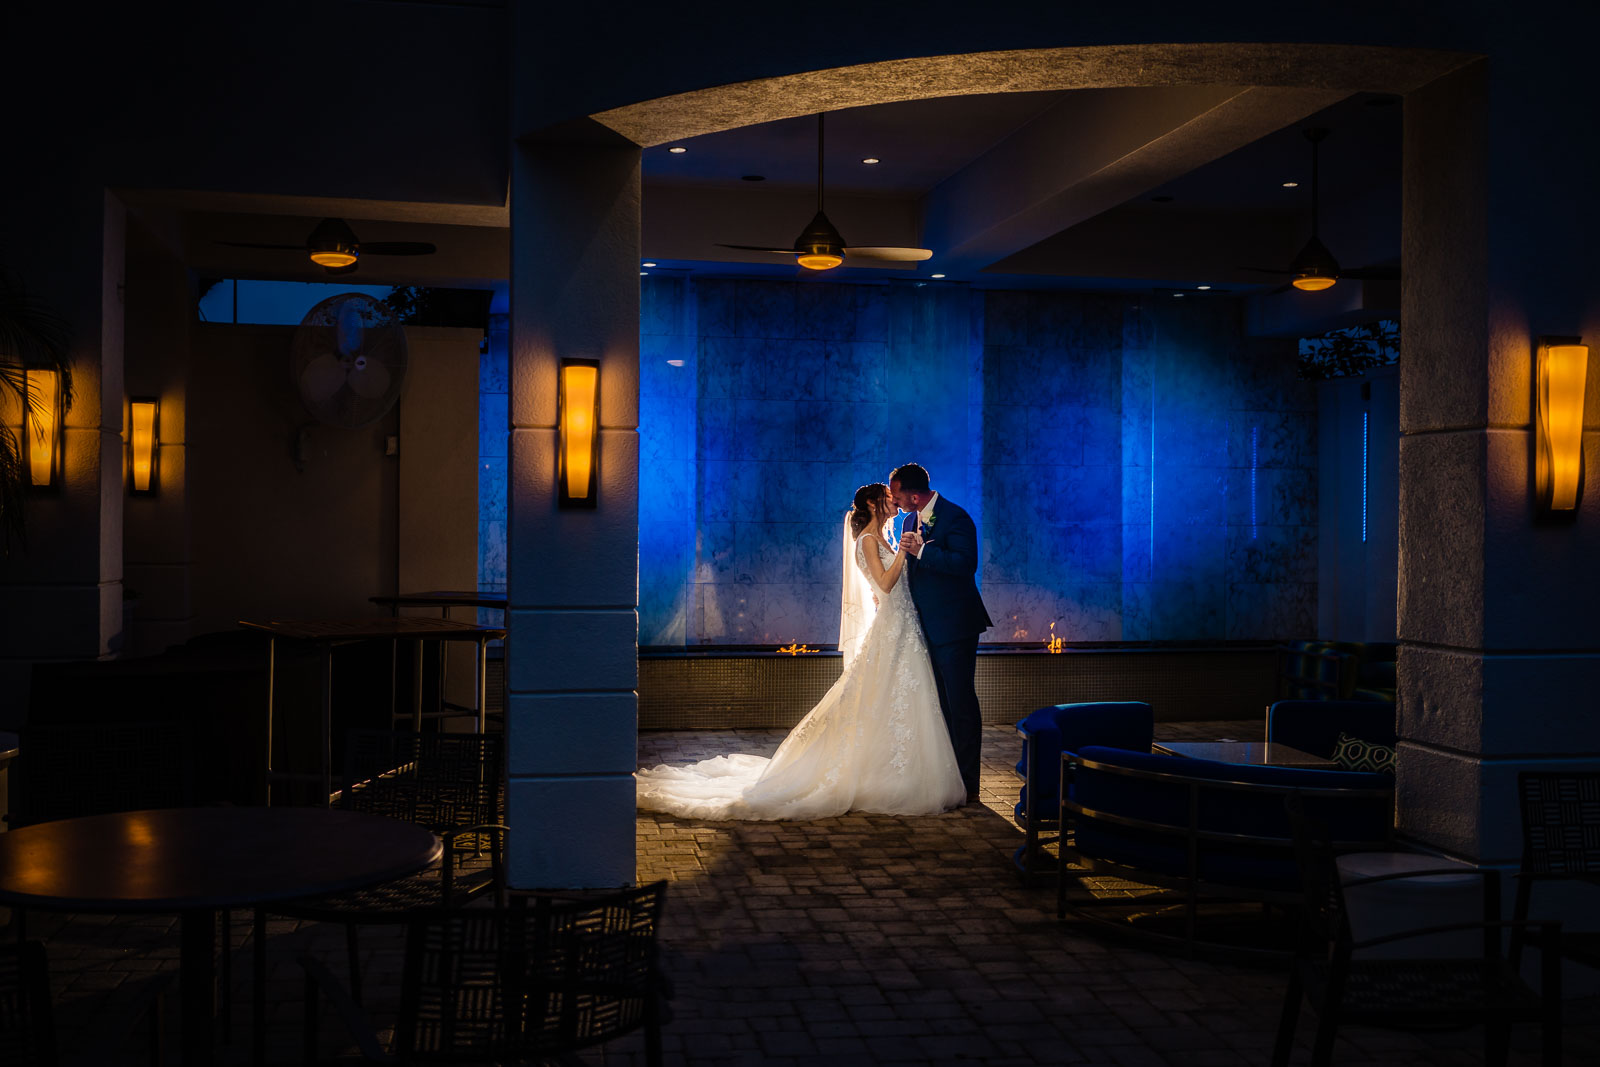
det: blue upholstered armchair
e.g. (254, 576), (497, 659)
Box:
(1013, 701), (1154, 878)
(1266, 700), (1396, 761)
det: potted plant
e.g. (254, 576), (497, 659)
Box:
(0, 272), (73, 554)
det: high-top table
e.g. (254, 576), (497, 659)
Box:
(368, 591), (508, 731)
(239, 617), (507, 805)
(0, 807), (440, 1067)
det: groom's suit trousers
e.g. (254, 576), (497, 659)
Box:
(928, 635), (982, 795)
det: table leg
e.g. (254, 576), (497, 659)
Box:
(412, 639), (424, 732)
(180, 908), (218, 1067)
(264, 638), (276, 807)
(321, 648), (334, 808)
(477, 638), (489, 733)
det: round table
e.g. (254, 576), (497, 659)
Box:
(0, 807), (441, 1066)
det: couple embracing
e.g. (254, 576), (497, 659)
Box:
(636, 464), (992, 820)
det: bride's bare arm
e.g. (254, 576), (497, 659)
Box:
(859, 534), (906, 594)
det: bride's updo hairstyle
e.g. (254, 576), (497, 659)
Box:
(849, 483), (888, 538)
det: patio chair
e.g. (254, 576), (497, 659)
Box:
(10, 720), (194, 828)
(1273, 795), (1563, 1067)
(253, 730), (506, 1059)
(1510, 770), (1600, 974)
(300, 882), (670, 1066)
(8, 721), (195, 943)
(1012, 701), (1153, 880)
(0, 940), (171, 1067)
(0, 941), (57, 1066)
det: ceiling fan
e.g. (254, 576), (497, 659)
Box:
(717, 113), (932, 271)
(218, 217), (436, 275)
(1244, 128), (1399, 292)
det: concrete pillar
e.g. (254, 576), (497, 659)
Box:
(0, 183), (126, 719)
(1397, 55), (1600, 863)
(505, 124), (641, 888)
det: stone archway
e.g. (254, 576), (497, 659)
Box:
(506, 41), (1530, 889)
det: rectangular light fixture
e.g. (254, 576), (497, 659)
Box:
(1535, 336), (1588, 512)
(23, 367), (63, 490)
(129, 397), (158, 495)
(558, 359), (600, 507)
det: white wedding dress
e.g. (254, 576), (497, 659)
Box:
(635, 531), (966, 820)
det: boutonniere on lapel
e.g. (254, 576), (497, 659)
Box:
(922, 513), (937, 532)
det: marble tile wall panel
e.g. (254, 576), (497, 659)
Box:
(633, 279), (1320, 646)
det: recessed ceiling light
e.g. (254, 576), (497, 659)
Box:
(930, 273), (945, 279)
(642, 262), (657, 267)
(1282, 181), (1300, 188)
(741, 174), (765, 182)
(861, 157), (881, 165)
(640, 271), (649, 276)
(667, 359), (685, 367)
(668, 146), (687, 154)
(1197, 285), (1211, 291)
(1172, 292), (1185, 298)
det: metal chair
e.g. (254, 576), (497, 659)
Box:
(0, 942), (57, 1066)
(300, 883), (670, 1065)
(10, 720), (194, 829)
(1510, 770), (1600, 974)
(1273, 795), (1563, 1067)
(253, 730), (506, 1061)
(8, 721), (197, 944)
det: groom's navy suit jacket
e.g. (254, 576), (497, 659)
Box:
(902, 496), (992, 647)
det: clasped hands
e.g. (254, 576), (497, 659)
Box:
(899, 529), (924, 555)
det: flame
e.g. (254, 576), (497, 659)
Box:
(777, 643), (818, 655)
(1044, 622), (1063, 654)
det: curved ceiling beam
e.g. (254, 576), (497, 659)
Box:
(591, 42), (1478, 148)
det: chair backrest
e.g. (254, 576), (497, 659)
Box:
(393, 882), (667, 1063)
(337, 729), (504, 831)
(1266, 700), (1397, 760)
(0, 942), (58, 1067)
(1014, 701), (1154, 821)
(1518, 770), (1600, 877)
(11, 721), (193, 828)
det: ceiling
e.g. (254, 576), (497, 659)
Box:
(166, 84), (1402, 331)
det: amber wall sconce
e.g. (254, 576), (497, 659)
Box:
(558, 359), (599, 508)
(22, 367), (63, 490)
(1535, 336), (1589, 512)
(129, 397), (158, 495)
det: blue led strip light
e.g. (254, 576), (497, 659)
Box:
(1361, 408), (1369, 544)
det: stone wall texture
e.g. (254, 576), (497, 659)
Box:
(621, 279), (1317, 647)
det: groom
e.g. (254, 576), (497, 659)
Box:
(890, 463), (992, 803)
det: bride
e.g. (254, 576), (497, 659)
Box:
(635, 482), (967, 820)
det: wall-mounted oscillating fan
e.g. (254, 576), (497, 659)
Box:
(290, 293), (409, 428)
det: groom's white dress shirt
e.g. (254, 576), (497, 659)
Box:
(908, 492), (938, 558)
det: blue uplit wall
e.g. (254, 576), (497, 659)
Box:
(632, 279), (1316, 647)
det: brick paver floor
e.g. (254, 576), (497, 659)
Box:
(17, 721), (1600, 1065)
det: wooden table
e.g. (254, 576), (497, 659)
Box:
(1151, 739), (1336, 768)
(0, 807), (440, 1067)
(238, 618), (507, 804)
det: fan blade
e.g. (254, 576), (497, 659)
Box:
(1239, 266), (1292, 275)
(843, 246), (933, 262)
(1343, 266), (1401, 280)
(216, 241), (305, 251)
(300, 354), (348, 404)
(347, 357), (392, 399)
(716, 244), (801, 255)
(360, 242), (437, 256)
(336, 301), (366, 357)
